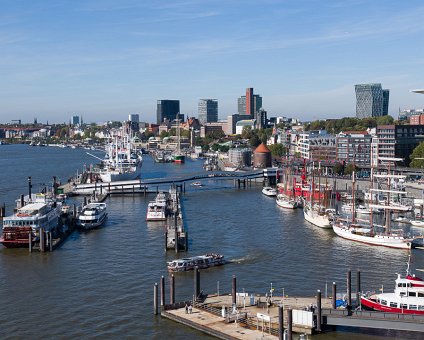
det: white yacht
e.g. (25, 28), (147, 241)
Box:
(77, 203), (108, 230)
(262, 186), (277, 197)
(146, 192), (167, 221)
(303, 204), (332, 229)
(276, 194), (297, 209)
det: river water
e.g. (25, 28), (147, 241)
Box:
(0, 144), (423, 339)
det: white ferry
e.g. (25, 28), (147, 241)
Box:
(167, 253), (226, 272)
(361, 258), (424, 314)
(77, 203), (108, 230)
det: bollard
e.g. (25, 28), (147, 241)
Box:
(316, 290), (322, 332)
(347, 270), (352, 308)
(170, 274), (175, 305)
(28, 231), (32, 253)
(357, 270), (361, 308)
(194, 268), (200, 301)
(232, 275), (237, 305)
(160, 275), (165, 306)
(332, 282), (337, 309)
(153, 283), (158, 315)
(287, 308), (293, 340)
(278, 305), (284, 340)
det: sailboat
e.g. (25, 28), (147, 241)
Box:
(303, 162), (332, 228)
(332, 158), (420, 250)
(276, 166), (297, 209)
(172, 115), (185, 164)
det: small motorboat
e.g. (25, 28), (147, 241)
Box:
(262, 186), (277, 197)
(191, 181), (203, 187)
(410, 220), (424, 228)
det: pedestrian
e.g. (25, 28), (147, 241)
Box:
(185, 303), (188, 314)
(189, 305), (192, 314)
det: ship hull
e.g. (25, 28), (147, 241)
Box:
(304, 207), (331, 228)
(361, 296), (424, 315)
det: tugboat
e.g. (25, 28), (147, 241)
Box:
(361, 257), (424, 314)
(167, 253), (225, 272)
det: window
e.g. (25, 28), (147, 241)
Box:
(409, 305), (417, 310)
(381, 300), (387, 305)
(418, 293), (424, 298)
(390, 302), (398, 308)
(400, 303), (408, 309)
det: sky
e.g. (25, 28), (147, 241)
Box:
(1, 0), (424, 124)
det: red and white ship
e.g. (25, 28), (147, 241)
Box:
(361, 258), (424, 314)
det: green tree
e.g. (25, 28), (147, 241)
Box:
(219, 145), (229, 152)
(249, 134), (260, 148)
(344, 163), (357, 175)
(211, 143), (220, 151)
(410, 141), (424, 168)
(268, 144), (286, 157)
(160, 131), (169, 139)
(333, 162), (344, 175)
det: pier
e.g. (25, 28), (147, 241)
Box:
(154, 270), (424, 339)
(165, 186), (187, 252)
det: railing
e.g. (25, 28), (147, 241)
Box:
(193, 301), (280, 336)
(322, 308), (424, 322)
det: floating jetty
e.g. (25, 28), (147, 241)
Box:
(165, 186), (187, 252)
(154, 270), (424, 339)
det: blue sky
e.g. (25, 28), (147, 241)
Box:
(1, 0), (424, 124)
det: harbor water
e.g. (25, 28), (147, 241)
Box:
(0, 144), (423, 339)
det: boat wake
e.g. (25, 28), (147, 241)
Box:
(227, 254), (259, 264)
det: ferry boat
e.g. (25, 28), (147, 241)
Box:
(146, 192), (167, 221)
(167, 253), (225, 272)
(77, 203), (107, 230)
(276, 194), (297, 209)
(1, 194), (61, 248)
(262, 186), (277, 197)
(361, 258), (424, 314)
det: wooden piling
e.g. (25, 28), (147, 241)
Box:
(28, 231), (32, 253)
(154, 283), (158, 315)
(170, 274), (175, 304)
(316, 289), (322, 332)
(49, 232), (52, 252)
(332, 282), (336, 309)
(232, 275), (237, 305)
(164, 231), (168, 252)
(357, 270), (361, 308)
(160, 275), (165, 306)
(287, 309), (293, 340)
(347, 270), (352, 308)
(39, 227), (45, 252)
(194, 267), (200, 301)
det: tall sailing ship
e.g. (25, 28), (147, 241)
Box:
(332, 158), (420, 250)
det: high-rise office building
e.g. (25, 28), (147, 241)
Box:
(71, 115), (80, 125)
(355, 83), (389, 118)
(237, 88), (262, 118)
(128, 114), (140, 131)
(157, 100), (181, 124)
(198, 99), (218, 125)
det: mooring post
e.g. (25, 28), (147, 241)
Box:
(357, 270), (361, 308)
(278, 305), (284, 340)
(287, 308), (293, 340)
(332, 282), (337, 309)
(160, 275), (165, 306)
(49, 232), (52, 252)
(194, 267), (200, 301)
(28, 231), (32, 253)
(170, 274), (175, 305)
(232, 275), (237, 305)
(316, 289), (322, 332)
(347, 270), (352, 308)
(28, 176), (32, 199)
(153, 283), (158, 315)
(83, 196), (87, 206)
(39, 227), (45, 252)
(73, 204), (76, 217)
(164, 231), (168, 251)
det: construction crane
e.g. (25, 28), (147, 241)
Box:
(11, 119), (21, 125)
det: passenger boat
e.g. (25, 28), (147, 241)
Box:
(167, 253), (225, 272)
(146, 192), (167, 221)
(1, 193), (61, 248)
(276, 194), (297, 209)
(361, 257), (424, 314)
(77, 203), (107, 230)
(262, 186), (277, 197)
(410, 220), (424, 228)
(191, 181), (203, 187)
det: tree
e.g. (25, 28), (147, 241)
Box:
(211, 143), (220, 151)
(219, 145), (229, 152)
(344, 163), (357, 175)
(160, 131), (169, 139)
(268, 144), (286, 157)
(249, 134), (260, 148)
(410, 141), (424, 168)
(333, 162), (344, 175)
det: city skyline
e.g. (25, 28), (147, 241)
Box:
(1, 0), (424, 123)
